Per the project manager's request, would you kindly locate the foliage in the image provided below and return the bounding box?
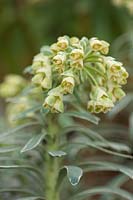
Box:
[0,35,132,200]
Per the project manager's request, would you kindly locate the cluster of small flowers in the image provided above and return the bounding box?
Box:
[0,74,27,98]
[112,0,133,15]
[0,74,36,126]
[30,36,128,114]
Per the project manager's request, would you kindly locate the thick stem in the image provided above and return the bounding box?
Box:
[45,155,60,200]
[44,115,60,200]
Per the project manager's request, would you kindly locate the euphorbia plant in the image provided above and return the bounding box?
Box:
[0,36,132,200]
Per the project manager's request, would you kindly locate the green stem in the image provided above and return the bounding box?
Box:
[45,154,60,200]
[44,115,60,200]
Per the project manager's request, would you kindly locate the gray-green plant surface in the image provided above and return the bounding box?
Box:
[0,36,132,200]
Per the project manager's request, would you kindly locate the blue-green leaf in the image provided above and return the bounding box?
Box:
[79,161,133,179]
[16,197,45,200]
[48,150,67,157]
[0,122,40,141]
[64,165,83,186]
[21,132,46,153]
[13,105,41,121]
[70,187,133,200]
[108,94,133,118]
[63,111,100,125]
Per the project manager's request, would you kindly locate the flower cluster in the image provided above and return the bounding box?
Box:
[0,74,39,126]
[0,74,27,98]
[112,0,133,15]
[6,97,33,126]
[30,36,128,113]
[0,36,128,115]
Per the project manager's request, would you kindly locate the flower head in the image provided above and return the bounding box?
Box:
[3,35,127,115]
[61,76,75,94]
[0,74,27,98]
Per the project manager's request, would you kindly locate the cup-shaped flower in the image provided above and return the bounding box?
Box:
[88,86,114,113]
[90,86,108,100]
[32,54,50,73]
[100,40,110,55]
[43,94,64,113]
[70,49,84,60]
[89,38,109,54]
[57,36,69,50]
[71,59,84,69]
[120,66,129,79]
[32,73,44,85]
[32,68,52,90]
[113,87,126,101]
[41,76,52,90]
[89,38,103,52]
[53,52,66,65]
[88,97,114,113]
[105,57,123,73]
[50,43,60,53]
[61,76,75,94]
[70,37,80,47]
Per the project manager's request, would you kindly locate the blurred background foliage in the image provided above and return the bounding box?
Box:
[0,0,133,76]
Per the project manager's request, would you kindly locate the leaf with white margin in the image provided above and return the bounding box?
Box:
[21,132,46,153]
[48,150,67,157]
[64,165,83,186]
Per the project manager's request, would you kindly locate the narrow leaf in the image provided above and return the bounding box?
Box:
[129,112,133,148]
[79,161,133,179]
[70,187,133,200]
[13,105,41,121]
[21,132,46,153]
[16,197,45,200]
[64,111,100,125]
[0,122,40,141]
[108,94,133,118]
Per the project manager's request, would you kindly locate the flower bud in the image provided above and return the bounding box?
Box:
[100,40,110,55]
[120,66,129,78]
[70,37,80,47]
[70,49,84,60]
[32,54,50,73]
[71,59,84,69]
[32,73,44,85]
[50,43,60,53]
[57,36,69,50]
[113,87,126,101]
[53,52,66,66]
[61,77,75,94]
[41,77,52,90]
